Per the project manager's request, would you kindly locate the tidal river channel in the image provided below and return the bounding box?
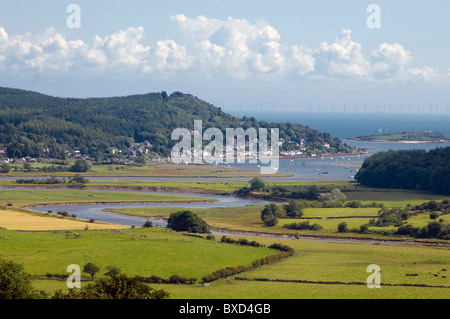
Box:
[31,191,272,229]
[8,140,450,245]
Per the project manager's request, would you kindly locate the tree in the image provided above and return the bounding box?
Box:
[337,221,348,233]
[167,210,210,233]
[261,203,283,227]
[0,258,45,299]
[83,262,100,281]
[305,185,319,200]
[69,174,89,184]
[283,200,304,217]
[0,163,11,173]
[249,177,265,192]
[70,159,91,172]
[318,188,347,202]
[23,162,32,172]
[134,156,146,166]
[104,265,121,278]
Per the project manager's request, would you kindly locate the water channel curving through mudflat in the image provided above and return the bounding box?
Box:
[26,188,441,247]
[30,190,271,229]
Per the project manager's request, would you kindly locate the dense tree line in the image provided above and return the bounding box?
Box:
[0,87,355,159]
[355,147,450,195]
[395,221,449,239]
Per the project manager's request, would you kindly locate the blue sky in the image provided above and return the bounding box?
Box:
[0,1,449,114]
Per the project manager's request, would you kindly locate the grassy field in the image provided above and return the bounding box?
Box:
[23,231,450,299]
[0,227,274,281]
[0,188,215,208]
[343,189,449,207]
[31,278,450,299]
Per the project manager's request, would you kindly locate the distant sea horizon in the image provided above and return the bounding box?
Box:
[228,111,450,140]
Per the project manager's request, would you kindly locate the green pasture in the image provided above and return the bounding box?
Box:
[27,233,450,299]
[0,227,274,281]
[0,189,215,208]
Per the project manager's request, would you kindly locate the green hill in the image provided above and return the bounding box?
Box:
[0,87,355,160]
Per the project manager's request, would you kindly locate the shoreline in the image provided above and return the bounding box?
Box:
[0,151,369,179]
[347,138,450,144]
[23,199,217,210]
[279,150,369,159]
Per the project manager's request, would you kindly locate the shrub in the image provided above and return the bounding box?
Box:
[57,211,69,217]
[429,212,439,220]
[395,224,420,237]
[143,220,153,228]
[359,224,369,233]
[283,221,322,231]
[345,200,364,208]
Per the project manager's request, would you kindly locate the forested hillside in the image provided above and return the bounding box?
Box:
[355,147,450,195]
[0,87,354,160]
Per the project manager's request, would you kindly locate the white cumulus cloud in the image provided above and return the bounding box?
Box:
[0,16,445,85]
[313,29,370,78]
